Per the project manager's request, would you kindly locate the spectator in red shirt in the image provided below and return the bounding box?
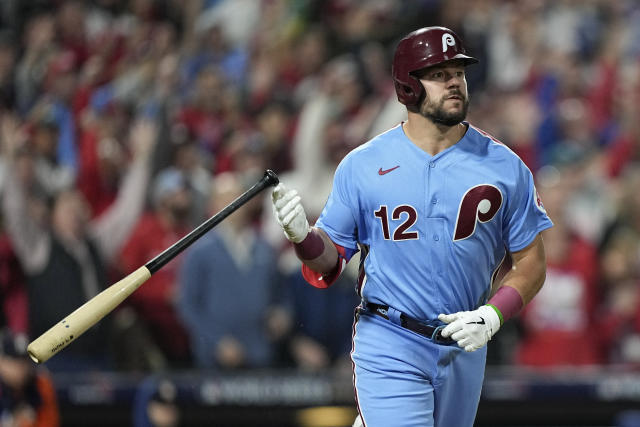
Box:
[0,232,28,335]
[515,167,603,366]
[119,168,194,367]
[176,67,229,158]
[597,166,640,364]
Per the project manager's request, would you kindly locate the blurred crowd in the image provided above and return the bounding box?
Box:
[0,0,640,386]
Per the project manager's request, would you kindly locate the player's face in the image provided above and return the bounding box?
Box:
[416,61,469,126]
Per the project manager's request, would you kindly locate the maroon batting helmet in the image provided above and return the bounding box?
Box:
[392,26,478,106]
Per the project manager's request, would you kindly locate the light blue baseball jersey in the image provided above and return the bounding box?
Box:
[314,122,553,320]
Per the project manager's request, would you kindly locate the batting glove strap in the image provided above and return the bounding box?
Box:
[272,183,310,243]
[438,305,501,352]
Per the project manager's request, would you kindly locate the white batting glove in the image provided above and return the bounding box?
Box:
[272,183,310,243]
[438,305,501,352]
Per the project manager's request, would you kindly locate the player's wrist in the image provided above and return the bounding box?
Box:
[485,304,503,325]
[287,221,310,243]
[487,285,523,325]
[293,227,322,259]
[479,304,501,336]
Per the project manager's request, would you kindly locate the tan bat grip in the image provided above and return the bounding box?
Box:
[27,266,151,364]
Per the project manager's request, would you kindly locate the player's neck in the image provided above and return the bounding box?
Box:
[402,115,467,156]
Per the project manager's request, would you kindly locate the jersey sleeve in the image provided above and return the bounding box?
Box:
[314,157,359,250]
[502,160,553,252]
[303,157,360,288]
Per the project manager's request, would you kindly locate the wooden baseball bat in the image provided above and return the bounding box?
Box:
[27,170,279,364]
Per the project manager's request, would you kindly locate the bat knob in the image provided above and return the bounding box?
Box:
[264,169,280,186]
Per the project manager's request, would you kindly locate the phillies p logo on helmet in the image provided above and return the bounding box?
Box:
[442,33,456,52]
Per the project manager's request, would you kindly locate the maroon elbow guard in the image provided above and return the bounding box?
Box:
[294,229,325,260]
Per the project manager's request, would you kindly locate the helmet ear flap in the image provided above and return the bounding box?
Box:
[395,75,424,106]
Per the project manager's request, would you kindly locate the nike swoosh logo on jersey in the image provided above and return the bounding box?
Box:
[378,166,400,175]
[466,317,485,325]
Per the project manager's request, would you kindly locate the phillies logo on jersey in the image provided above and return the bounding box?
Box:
[442,33,456,52]
[453,184,503,241]
[534,186,547,213]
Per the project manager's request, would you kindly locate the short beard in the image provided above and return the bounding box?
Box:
[420,94,469,127]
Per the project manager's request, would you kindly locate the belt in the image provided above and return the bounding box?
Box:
[364,303,454,345]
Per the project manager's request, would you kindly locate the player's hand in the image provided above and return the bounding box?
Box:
[272,183,310,243]
[438,305,501,352]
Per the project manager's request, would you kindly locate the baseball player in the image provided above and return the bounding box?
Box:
[272,26,553,427]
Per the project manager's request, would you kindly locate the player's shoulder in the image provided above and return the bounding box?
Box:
[339,123,404,166]
[465,123,524,166]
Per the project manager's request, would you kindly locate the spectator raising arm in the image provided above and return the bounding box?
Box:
[90,119,158,264]
[1,114,51,275]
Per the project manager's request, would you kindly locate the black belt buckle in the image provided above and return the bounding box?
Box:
[402,316,453,344]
